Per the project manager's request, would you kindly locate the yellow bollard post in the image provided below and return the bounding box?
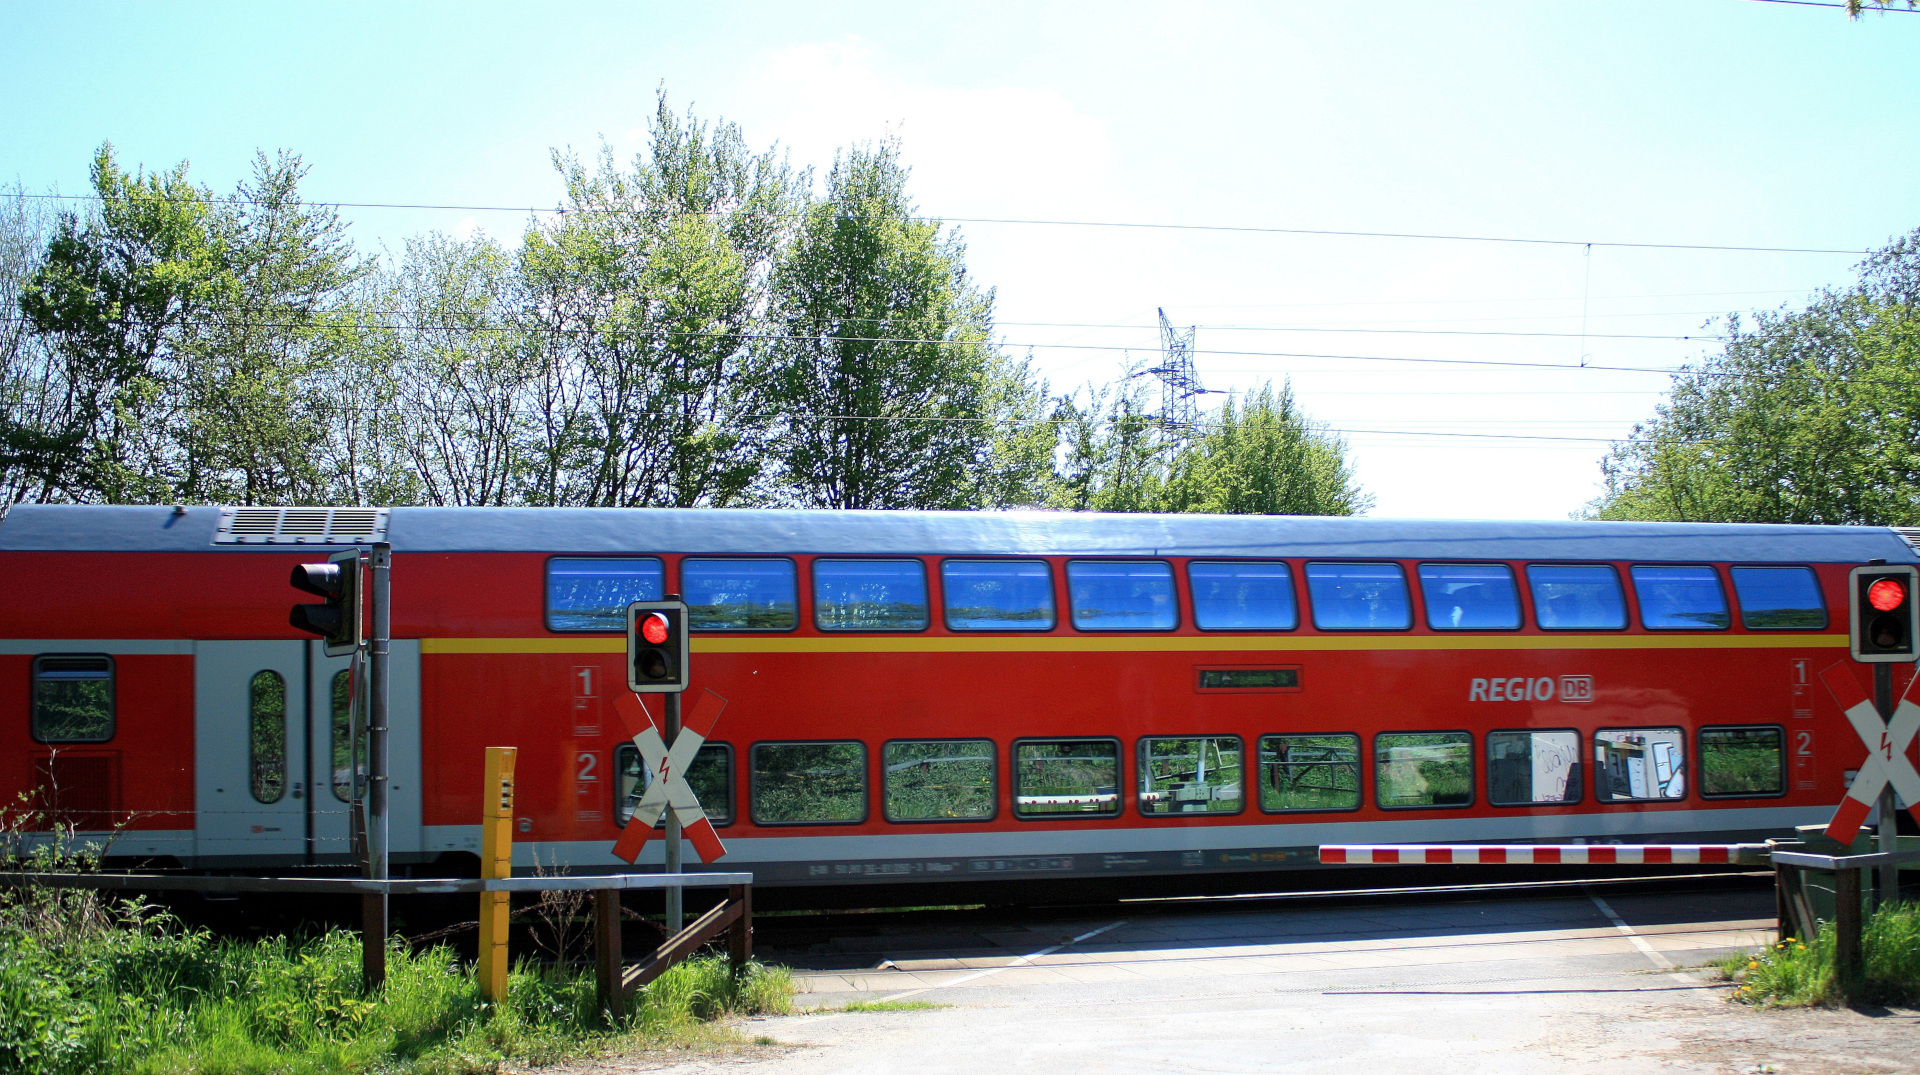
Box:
[478,746,517,1002]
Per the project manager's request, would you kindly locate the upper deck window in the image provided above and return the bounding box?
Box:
[1631,565,1730,630]
[1418,563,1521,630]
[32,655,113,743]
[547,557,663,632]
[1526,564,1627,630]
[1304,562,1412,631]
[943,560,1055,631]
[814,559,929,631]
[1730,567,1826,630]
[684,558,798,631]
[1067,560,1176,631]
[1189,561,1297,630]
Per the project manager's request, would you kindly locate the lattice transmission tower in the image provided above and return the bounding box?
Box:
[1138,308,1203,443]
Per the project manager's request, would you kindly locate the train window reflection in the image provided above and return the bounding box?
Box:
[616,742,731,825]
[1189,561,1297,631]
[1487,730,1581,806]
[884,740,996,822]
[546,557,663,632]
[1013,739,1120,818]
[814,559,929,631]
[1594,727,1687,801]
[1258,734,1360,812]
[1139,736,1242,815]
[249,671,287,805]
[685,559,798,631]
[1526,564,1627,630]
[1632,565,1730,630]
[1419,563,1521,630]
[943,560,1056,631]
[1068,560,1177,631]
[1305,562,1412,631]
[1375,732,1473,808]
[31,655,113,743]
[1699,726,1785,798]
[1730,567,1826,630]
[751,741,865,824]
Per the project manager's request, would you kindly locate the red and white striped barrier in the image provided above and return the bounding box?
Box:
[1319,843,1770,866]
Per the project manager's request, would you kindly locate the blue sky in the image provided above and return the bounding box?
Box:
[5,1,1918,518]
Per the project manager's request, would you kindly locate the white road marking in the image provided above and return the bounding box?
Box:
[1588,891,1715,990]
[875,919,1130,1003]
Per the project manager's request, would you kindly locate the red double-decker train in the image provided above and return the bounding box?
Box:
[2,504,1908,894]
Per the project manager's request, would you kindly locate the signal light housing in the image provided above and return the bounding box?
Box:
[1849,564,1919,663]
[627,599,689,693]
[290,548,363,657]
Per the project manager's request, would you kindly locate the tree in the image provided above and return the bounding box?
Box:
[1048,373,1164,512]
[1160,382,1371,516]
[759,139,1002,510]
[1589,230,1920,525]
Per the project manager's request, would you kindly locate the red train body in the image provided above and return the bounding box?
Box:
[3,505,1912,889]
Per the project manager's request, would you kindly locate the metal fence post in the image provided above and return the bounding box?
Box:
[728,882,753,974]
[595,888,624,1022]
[1834,865,1864,997]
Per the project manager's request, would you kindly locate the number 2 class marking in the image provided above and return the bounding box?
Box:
[577,752,597,781]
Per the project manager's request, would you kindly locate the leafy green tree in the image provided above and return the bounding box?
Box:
[758,139,1001,510]
[0,185,61,502]
[1160,382,1370,516]
[1048,374,1164,512]
[1590,231,1920,525]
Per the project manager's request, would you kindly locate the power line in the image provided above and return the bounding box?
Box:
[2,190,1871,256]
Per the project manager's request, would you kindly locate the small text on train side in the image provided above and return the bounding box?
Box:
[1468,675,1593,702]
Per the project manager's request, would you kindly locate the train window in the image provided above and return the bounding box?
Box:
[684,559,798,631]
[943,560,1056,631]
[249,671,288,805]
[1189,561,1297,630]
[546,557,663,632]
[1257,734,1360,812]
[1418,563,1521,631]
[1486,730,1581,806]
[814,559,929,631]
[1699,726,1786,798]
[1068,560,1177,631]
[884,739,996,822]
[31,655,113,743]
[1593,727,1687,801]
[330,670,364,803]
[1374,732,1473,808]
[616,742,732,826]
[751,741,866,824]
[1526,564,1627,630]
[1631,566,1730,630]
[1139,736,1243,815]
[1013,738,1121,818]
[1305,562,1412,631]
[1730,567,1826,630]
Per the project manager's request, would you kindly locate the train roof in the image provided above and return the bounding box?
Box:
[1,504,1916,564]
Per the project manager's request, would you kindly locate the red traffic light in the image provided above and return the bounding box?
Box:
[641,612,671,645]
[1869,578,1908,612]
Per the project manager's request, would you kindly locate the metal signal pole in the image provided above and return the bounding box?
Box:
[665,690,682,933]
[363,542,392,987]
[1876,663,1900,905]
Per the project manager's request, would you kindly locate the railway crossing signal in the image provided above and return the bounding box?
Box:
[626,599,689,693]
[1849,564,1919,663]
[289,548,363,657]
[1818,662,1920,844]
[610,689,728,863]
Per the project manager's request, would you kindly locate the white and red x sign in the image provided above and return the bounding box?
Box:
[610,689,729,864]
[1820,662,1920,843]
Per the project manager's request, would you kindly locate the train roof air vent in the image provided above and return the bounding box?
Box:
[213,506,390,545]
[1896,528,1920,556]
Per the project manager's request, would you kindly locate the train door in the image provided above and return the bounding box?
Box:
[306,639,422,863]
[194,641,309,863]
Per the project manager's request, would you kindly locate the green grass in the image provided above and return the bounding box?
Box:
[837,1000,946,1012]
[0,894,794,1075]
[1719,901,1920,1007]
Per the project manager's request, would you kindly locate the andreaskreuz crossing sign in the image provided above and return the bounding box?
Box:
[610,689,729,864]
[1820,662,1920,843]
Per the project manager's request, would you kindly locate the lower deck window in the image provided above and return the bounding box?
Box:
[1487,730,1580,805]
[1258,734,1360,812]
[249,670,287,804]
[31,655,113,743]
[616,743,732,825]
[1699,726,1785,798]
[1139,736,1242,815]
[751,741,865,824]
[331,670,362,803]
[1375,732,1473,808]
[1013,739,1120,818]
[1595,727,1687,801]
[884,740,996,821]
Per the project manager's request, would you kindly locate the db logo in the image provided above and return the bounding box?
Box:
[1559,675,1594,702]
